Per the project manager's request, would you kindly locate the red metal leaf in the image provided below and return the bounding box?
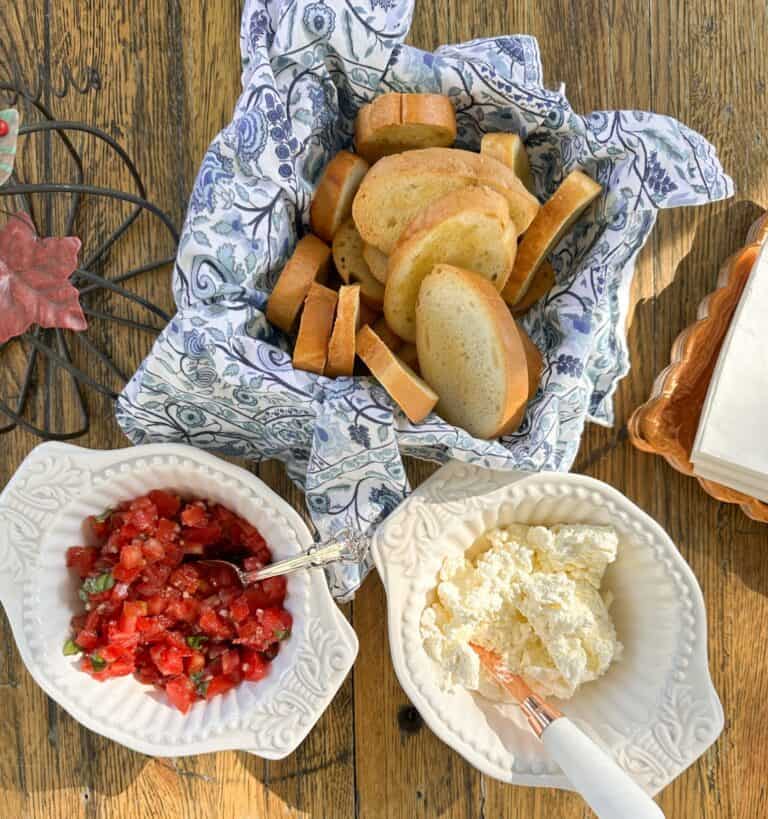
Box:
[0,212,86,343]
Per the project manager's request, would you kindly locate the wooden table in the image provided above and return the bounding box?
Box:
[1,1,766,817]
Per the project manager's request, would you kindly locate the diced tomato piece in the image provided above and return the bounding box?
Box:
[108,657,135,677]
[75,630,99,650]
[141,538,165,563]
[261,607,292,640]
[66,546,98,578]
[146,594,169,615]
[241,649,270,682]
[169,565,200,595]
[128,497,158,531]
[113,564,142,584]
[245,576,286,609]
[148,490,181,518]
[88,515,111,540]
[199,607,233,639]
[165,597,200,623]
[205,675,236,700]
[229,595,250,623]
[234,618,269,650]
[180,503,208,527]
[156,517,179,543]
[150,645,185,676]
[165,676,196,713]
[182,524,222,545]
[186,652,206,675]
[244,530,267,553]
[120,543,146,570]
[221,648,240,676]
[123,600,148,618]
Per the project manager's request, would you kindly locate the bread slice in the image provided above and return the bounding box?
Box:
[416,264,535,439]
[332,218,385,308]
[372,316,403,353]
[310,150,370,242]
[356,325,438,423]
[383,186,517,342]
[326,284,361,378]
[397,343,420,375]
[518,325,543,400]
[355,93,457,163]
[362,243,389,284]
[266,235,331,332]
[352,147,539,254]
[502,170,602,305]
[292,283,338,375]
[509,260,556,316]
[480,133,534,193]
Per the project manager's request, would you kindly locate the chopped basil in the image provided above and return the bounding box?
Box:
[274,627,291,641]
[90,653,107,671]
[63,639,82,656]
[185,635,208,650]
[94,508,113,523]
[190,671,209,697]
[80,571,115,599]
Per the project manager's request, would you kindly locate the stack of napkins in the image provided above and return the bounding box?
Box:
[692,240,768,500]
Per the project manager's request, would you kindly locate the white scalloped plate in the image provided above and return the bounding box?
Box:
[372,461,723,793]
[0,442,357,758]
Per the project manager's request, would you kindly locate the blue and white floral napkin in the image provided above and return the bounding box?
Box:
[117,0,732,600]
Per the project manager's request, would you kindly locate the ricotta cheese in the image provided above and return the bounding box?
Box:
[420,523,622,700]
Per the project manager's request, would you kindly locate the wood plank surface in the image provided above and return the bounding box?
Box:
[1,0,767,817]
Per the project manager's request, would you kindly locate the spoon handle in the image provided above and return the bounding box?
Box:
[244,532,367,582]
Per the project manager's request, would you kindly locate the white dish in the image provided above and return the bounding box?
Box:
[0,442,357,758]
[372,461,723,794]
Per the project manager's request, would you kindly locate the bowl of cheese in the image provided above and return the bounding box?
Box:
[372,462,723,794]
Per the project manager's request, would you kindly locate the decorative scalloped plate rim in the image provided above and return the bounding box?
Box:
[628,211,768,523]
[0,442,358,758]
[372,461,723,793]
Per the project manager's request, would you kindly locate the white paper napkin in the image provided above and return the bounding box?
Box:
[692,240,768,500]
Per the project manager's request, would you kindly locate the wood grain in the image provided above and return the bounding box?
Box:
[2,0,768,817]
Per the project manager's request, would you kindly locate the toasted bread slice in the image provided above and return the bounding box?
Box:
[480,133,534,193]
[372,316,403,353]
[326,284,361,378]
[362,243,389,284]
[356,325,438,423]
[416,264,536,439]
[352,147,539,254]
[383,186,517,342]
[519,325,543,400]
[509,260,556,316]
[266,235,331,332]
[355,93,457,163]
[310,150,370,242]
[332,218,385,308]
[502,170,602,305]
[293,283,338,375]
[397,343,420,374]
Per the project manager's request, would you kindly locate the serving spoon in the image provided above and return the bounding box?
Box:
[470,643,665,819]
[187,530,369,585]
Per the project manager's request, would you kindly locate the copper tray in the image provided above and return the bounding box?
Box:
[628,212,768,523]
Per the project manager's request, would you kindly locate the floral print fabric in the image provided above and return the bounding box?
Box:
[117,0,732,600]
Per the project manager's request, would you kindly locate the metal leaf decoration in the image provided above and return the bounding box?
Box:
[0,84,178,439]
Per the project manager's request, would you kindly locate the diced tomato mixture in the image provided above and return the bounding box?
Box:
[64,492,291,713]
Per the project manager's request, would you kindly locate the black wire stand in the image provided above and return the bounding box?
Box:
[0,83,179,440]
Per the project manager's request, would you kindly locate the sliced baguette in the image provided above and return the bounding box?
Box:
[383,186,517,342]
[509,260,556,316]
[310,150,370,242]
[352,147,539,254]
[332,218,385,308]
[266,235,331,332]
[292,283,338,375]
[362,243,389,284]
[416,264,536,439]
[355,93,457,163]
[502,170,602,305]
[326,284,361,378]
[480,132,534,193]
[372,316,403,353]
[356,325,438,423]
